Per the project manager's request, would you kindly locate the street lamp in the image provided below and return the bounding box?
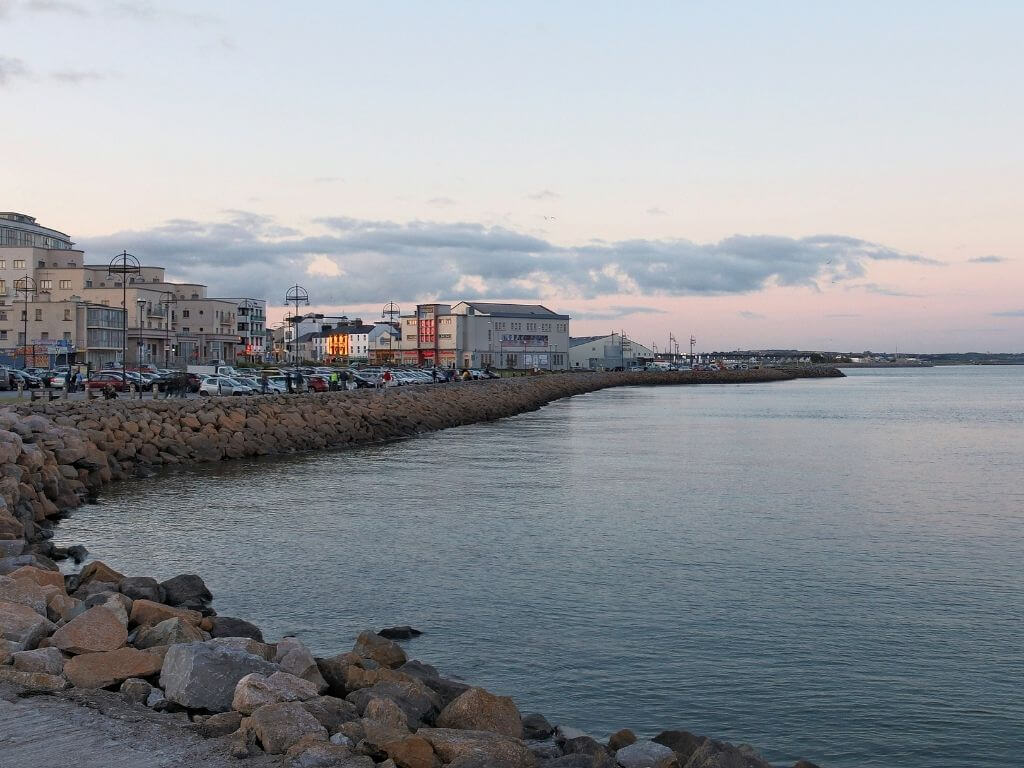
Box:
[13,276,37,371]
[284,285,310,372]
[159,291,178,368]
[108,251,141,391]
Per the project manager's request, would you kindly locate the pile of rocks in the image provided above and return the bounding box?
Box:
[1,558,819,767]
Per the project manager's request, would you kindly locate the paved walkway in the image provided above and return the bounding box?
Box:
[0,684,279,768]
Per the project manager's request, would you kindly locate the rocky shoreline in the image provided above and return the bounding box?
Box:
[0,370,838,768]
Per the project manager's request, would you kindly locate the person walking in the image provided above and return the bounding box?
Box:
[294,370,304,393]
[285,371,293,393]
[381,369,393,394]
[75,369,83,393]
[261,372,269,394]
[432,367,438,384]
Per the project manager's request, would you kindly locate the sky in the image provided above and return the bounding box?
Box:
[2,0,1022,352]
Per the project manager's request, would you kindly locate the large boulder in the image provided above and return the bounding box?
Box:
[0,666,70,692]
[129,599,202,628]
[347,679,442,728]
[50,606,127,654]
[135,617,204,648]
[210,616,263,642]
[119,576,165,603]
[208,635,277,661]
[0,600,57,649]
[615,740,677,768]
[64,647,164,689]
[160,641,277,712]
[285,735,372,767]
[7,565,64,590]
[160,573,212,608]
[78,560,125,587]
[12,646,64,675]
[353,630,407,668]
[301,695,360,732]
[522,713,554,740]
[380,734,438,768]
[232,671,320,715]
[652,731,702,765]
[247,700,328,754]
[276,636,328,692]
[437,686,523,738]
[417,727,536,768]
[46,592,83,624]
[197,711,244,739]
[0,575,48,615]
[681,740,772,768]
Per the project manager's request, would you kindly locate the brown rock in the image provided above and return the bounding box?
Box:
[417,728,536,768]
[0,600,57,649]
[129,599,202,628]
[300,695,359,732]
[12,647,64,675]
[0,575,48,615]
[284,734,365,766]
[78,560,125,586]
[382,735,439,768]
[275,636,328,693]
[63,647,163,688]
[51,606,127,654]
[198,710,244,739]
[8,565,64,589]
[365,696,410,730]
[134,617,204,648]
[0,666,70,692]
[353,630,407,669]
[47,592,83,624]
[436,686,523,739]
[232,671,320,715]
[609,728,637,751]
[247,700,328,754]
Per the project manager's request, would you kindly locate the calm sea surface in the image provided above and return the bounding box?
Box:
[54,367,1023,767]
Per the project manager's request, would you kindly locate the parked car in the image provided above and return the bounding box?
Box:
[9,370,43,389]
[198,376,253,396]
[0,367,10,391]
[86,372,131,391]
[307,375,329,392]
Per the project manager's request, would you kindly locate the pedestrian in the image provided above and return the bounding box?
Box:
[285,371,293,393]
[381,369,393,393]
[178,372,189,398]
[340,369,350,390]
[294,370,304,393]
[75,369,83,393]
[432,367,438,384]
[330,371,339,391]
[261,372,269,394]
[461,368,472,381]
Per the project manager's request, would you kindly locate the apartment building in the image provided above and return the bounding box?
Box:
[397,301,570,370]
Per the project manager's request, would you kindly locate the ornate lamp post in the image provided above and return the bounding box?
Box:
[13,276,37,370]
[284,285,310,371]
[108,251,141,391]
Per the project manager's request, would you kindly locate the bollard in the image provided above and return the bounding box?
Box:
[63,382,69,399]
[17,381,24,399]
[151,383,158,400]
[129,384,135,397]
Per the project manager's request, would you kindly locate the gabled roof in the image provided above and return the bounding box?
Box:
[569,335,609,348]
[457,301,570,319]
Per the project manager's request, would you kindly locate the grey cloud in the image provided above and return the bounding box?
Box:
[569,305,669,321]
[646,207,668,216]
[527,189,560,201]
[738,311,766,320]
[852,283,923,297]
[992,309,1024,318]
[24,0,89,15]
[50,69,106,84]
[110,1,217,26]
[426,197,456,207]
[77,213,939,310]
[969,255,1006,264]
[0,56,29,86]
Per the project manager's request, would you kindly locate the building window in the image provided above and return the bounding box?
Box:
[59,280,72,289]
[0,280,5,295]
[85,280,92,288]
[182,310,190,318]
[40,332,49,340]
[0,331,6,340]
[0,261,5,269]
[20,310,26,321]
[35,309,42,321]
[64,309,71,321]
[182,327,190,333]
[63,331,71,340]
[13,260,25,269]
[40,280,52,290]
[0,312,5,321]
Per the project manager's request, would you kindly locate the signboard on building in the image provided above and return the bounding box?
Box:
[500,334,549,347]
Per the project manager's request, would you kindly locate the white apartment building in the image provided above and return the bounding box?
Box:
[397,301,570,370]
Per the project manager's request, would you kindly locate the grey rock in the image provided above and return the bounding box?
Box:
[11,647,64,675]
[0,600,57,649]
[135,617,204,648]
[146,687,169,710]
[67,545,88,564]
[159,640,277,712]
[615,740,675,768]
[652,731,702,765]
[160,574,212,606]
[377,625,422,640]
[523,713,555,740]
[197,710,244,738]
[119,576,165,603]
[276,636,328,692]
[330,732,355,748]
[120,677,154,705]
[209,615,263,642]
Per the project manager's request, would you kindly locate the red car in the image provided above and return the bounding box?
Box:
[86,372,131,391]
[306,375,329,392]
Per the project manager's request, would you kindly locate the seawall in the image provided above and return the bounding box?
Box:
[0,368,841,561]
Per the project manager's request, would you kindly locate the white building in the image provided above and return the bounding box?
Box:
[569,333,655,369]
[397,301,570,370]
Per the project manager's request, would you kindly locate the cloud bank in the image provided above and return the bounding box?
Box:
[77,212,940,308]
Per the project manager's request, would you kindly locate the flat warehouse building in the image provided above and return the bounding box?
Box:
[398,301,570,370]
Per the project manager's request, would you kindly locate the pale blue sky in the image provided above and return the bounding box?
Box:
[3,1,1021,351]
